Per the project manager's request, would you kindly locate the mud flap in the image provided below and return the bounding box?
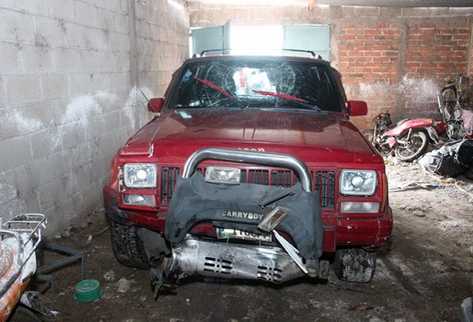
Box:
[334,248,376,283]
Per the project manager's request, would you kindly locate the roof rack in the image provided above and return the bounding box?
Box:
[198,48,324,60]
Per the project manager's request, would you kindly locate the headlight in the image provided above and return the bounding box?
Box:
[123,163,157,188]
[205,167,241,185]
[340,170,377,195]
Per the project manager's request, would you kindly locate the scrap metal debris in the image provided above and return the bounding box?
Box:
[116,278,132,293]
[389,182,441,192]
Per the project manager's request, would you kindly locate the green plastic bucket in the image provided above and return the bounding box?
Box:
[74,279,102,303]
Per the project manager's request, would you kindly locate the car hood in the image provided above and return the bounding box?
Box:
[121,109,381,165]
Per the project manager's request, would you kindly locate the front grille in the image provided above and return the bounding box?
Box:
[160,167,336,209]
[313,171,336,209]
[160,167,180,205]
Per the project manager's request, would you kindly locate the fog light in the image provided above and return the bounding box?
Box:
[123,194,156,207]
[341,202,379,213]
[205,167,241,184]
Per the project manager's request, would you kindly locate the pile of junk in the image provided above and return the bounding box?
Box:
[371,74,473,178]
[0,214,84,322]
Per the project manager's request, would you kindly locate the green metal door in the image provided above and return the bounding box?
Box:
[190,22,231,56]
[283,25,331,60]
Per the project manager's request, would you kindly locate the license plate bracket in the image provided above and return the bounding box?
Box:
[216,228,272,242]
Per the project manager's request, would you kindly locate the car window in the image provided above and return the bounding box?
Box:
[169,60,344,112]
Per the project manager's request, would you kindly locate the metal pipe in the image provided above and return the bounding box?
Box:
[182,148,312,192]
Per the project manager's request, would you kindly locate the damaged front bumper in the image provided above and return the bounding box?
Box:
[167,236,328,283]
[149,148,326,286]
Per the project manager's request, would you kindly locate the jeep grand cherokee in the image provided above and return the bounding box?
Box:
[103,52,393,294]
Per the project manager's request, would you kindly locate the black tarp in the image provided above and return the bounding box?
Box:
[164,172,324,260]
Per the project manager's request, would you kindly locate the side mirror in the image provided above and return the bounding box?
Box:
[148,98,165,113]
[347,100,368,116]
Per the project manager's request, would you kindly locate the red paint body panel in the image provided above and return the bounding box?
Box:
[383,118,433,137]
[104,106,393,253]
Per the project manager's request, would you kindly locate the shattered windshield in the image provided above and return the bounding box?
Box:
[170,59,344,112]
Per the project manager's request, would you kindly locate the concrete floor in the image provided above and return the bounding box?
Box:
[40,163,473,322]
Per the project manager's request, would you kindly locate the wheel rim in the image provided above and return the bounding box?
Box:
[396,133,426,159]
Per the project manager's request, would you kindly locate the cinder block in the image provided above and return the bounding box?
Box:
[73,0,98,28]
[47,0,74,21]
[0,135,32,172]
[0,171,18,204]
[35,16,68,49]
[0,43,22,74]
[100,0,122,13]
[0,76,5,107]
[67,142,92,168]
[96,7,116,31]
[102,110,120,131]
[73,162,93,192]
[0,198,27,222]
[110,33,130,52]
[10,164,38,208]
[51,47,82,73]
[29,151,66,188]
[6,75,42,105]
[0,107,44,140]
[0,9,35,44]
[41,74,68,99]
[37,176,68,210]
[30,127,62,159]
[84,114,105,142]
[0,0,48,16]
[114,13,129,34]
[21,44,54,73]
[60,121,87,149]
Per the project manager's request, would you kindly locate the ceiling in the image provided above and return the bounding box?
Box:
[187,0,473,7]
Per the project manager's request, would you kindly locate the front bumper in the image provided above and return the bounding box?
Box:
[104,187,393,253]
[168,236,327,283]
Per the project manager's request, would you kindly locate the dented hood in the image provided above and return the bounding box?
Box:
[121,109,381,165]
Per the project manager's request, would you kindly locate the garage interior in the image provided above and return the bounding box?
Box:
[0,0,473,321]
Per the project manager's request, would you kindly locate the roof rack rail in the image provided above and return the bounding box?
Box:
[199,49,230,56]
[198,48,324,60]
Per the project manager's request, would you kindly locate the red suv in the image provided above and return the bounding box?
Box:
[103,52,392,293]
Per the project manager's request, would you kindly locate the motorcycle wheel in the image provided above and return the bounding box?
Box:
[394,130,428,162]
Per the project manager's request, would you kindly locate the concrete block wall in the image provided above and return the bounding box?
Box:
[188,2,473,129]
[0,0,189,234]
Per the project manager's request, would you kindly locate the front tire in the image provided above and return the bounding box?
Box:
[394,130,428,162]
[334,248,377,283]
[110,221,149,269]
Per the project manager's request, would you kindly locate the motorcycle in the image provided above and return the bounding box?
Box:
[371,112,446,162]
[438,74,473,140]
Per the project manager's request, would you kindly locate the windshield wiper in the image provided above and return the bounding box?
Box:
[195,77,233,98]
[252,90,321,111]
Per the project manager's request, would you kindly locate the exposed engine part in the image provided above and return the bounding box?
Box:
[333,248,376,283]
[165,237,324,284]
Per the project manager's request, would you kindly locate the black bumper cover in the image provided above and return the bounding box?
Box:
[164,173,324,260]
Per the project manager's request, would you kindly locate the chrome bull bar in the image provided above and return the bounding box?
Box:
[182,148,312,192]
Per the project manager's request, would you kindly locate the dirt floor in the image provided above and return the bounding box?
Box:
[36,163,473,322]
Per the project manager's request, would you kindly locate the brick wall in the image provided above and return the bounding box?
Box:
[189,2,473,129]
[0,0,189,234]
